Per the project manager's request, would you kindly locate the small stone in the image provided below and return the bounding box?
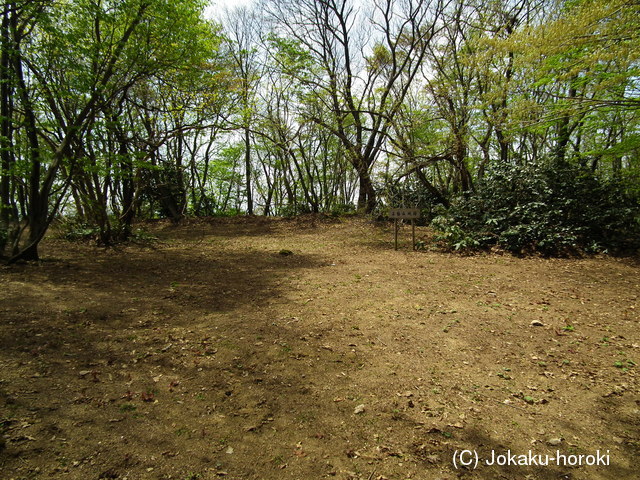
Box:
[530,320,544,327]
[354,404,366,415]
[547,437,562,446]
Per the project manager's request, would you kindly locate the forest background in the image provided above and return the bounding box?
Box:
[0,0,638,263]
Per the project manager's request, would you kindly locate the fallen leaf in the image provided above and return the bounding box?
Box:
[396,391,413,398]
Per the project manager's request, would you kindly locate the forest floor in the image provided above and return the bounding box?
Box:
[0,215,638,480]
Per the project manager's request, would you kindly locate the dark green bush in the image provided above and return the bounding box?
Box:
[431,161,640,255]
[377,177,444,222]
[330,203,356,217]
[58,218,101,242]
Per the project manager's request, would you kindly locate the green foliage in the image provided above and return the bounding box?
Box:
[330,203,356,217]
[431,214,481,251]
[2,0,638,261]
[58,215,139,244]
[367,43,393,72]
[378,177,442,222]
[266,34,314,80]
[130,228,158,243]
[58,218,102,242]
[278,203,312,218]
[431,161,640,255]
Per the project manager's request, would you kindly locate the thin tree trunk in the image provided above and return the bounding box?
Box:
[0,5,13,255]
[12,21,43,260]
[244,125,253,215]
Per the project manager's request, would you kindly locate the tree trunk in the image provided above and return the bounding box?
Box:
[554,84,578,164]
[12,17,44,261]
[244,125,253,215]
[114,118,134,240]
[356,163,376,213]
[414,168,449,208]
[0,6,13,255]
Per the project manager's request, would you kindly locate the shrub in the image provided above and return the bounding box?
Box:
[431,161,640,255]
[58,217,101,242]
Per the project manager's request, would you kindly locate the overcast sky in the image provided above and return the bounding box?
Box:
[205,0,255,19]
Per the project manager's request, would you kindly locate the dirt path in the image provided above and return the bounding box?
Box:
[1,216,638,480]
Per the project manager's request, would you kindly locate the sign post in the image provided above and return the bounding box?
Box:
[388,208,421,250]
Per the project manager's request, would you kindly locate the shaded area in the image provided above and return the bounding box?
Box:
[0,243,332,478]
[0,217,638,480]
[0,243,328,365]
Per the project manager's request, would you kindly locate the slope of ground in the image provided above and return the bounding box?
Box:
[1,216,638,480]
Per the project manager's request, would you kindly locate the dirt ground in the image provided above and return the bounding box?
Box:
[1,216,638,480]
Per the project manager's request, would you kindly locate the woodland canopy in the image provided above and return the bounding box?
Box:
[1,0,638,262]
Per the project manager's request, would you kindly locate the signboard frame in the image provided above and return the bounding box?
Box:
[389,208,421,250]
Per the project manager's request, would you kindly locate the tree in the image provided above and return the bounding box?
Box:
[264,0,447,213]
[0,0,222,261]
[222,5,266,215]
[491,0,640,168]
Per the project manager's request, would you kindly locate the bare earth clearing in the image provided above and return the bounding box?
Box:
[1,216,638,480]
